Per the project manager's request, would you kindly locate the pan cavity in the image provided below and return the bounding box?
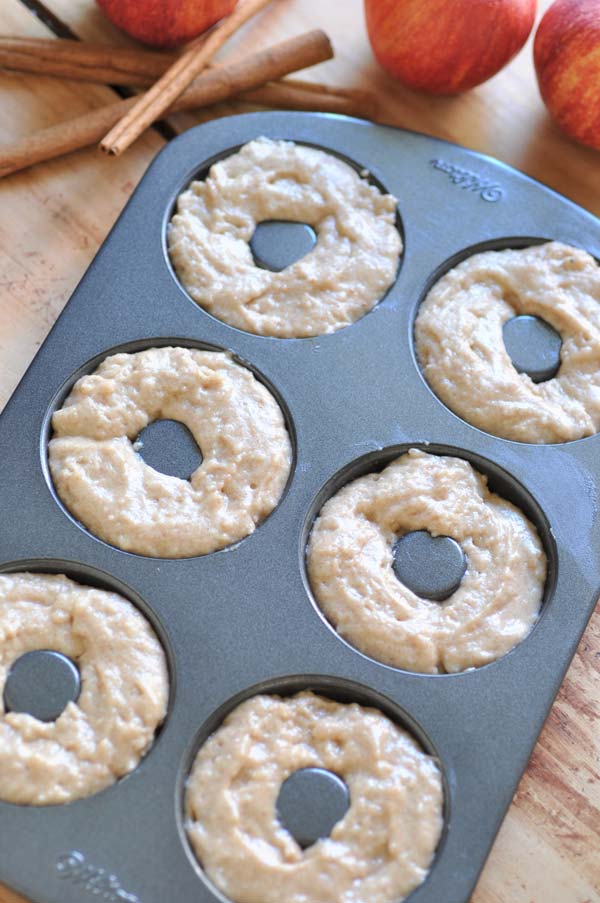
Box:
[166,138,402,338]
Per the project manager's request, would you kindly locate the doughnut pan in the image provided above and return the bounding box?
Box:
[1,111,599,903]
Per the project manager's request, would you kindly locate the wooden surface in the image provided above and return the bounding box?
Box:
[0,1,599,902]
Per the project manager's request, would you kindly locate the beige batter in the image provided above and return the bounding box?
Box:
[0,572,168,806]
[49,347,292,558]
[185,691,443,903]
[415,241,600,443]
[168,137,402,338]
[307,449,546,674]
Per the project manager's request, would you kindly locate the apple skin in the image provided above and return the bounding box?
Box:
[534,0,600,150]
[364,0,537,94]
[96,0,237,48]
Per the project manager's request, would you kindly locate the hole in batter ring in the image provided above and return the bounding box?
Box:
[4,649,81,723]
[307,448,547,674]
[0,572,168,806]
[167,137,402,338]
[48,346,293,559]
[415,241,600,444]
[184,690,443,903]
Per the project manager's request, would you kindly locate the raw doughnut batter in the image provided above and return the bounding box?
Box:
[415,242,600,443]
[185,691,442,903]
[307,449,546,673]
[49,347,292,558]
[0,572,168,806]
[168,137,401,337]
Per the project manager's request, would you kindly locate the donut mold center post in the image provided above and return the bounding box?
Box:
[134,418,203,481]
[392,531,467,602]
[276,767,351,849]
[3,650,81,723]
[502,314,562,383]
[250,220,317,272]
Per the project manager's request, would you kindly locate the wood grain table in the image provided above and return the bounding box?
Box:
[1,2,599,902]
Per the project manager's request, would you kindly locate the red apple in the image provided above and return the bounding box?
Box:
[364,0,537,94]
[534,0,600,150]
[96,0,237,49]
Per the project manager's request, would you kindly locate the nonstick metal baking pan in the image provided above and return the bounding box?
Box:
[1,111,599,903]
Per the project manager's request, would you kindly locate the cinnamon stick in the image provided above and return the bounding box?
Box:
[0,30,334,179]
[101,0,275,156]
[0,36,170,87]
[245,82,376,118]
[0,35,376,119]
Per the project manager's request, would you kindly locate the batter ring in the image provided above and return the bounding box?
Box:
[307,449,546,674]
[185,691,443,903]
[168,137,402,338]
[415,241,600,443]
[49,347,292,558]
[0,572,168,806]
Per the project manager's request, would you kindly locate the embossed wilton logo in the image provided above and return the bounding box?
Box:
[430,158,504,202]
[56,852,141,902]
